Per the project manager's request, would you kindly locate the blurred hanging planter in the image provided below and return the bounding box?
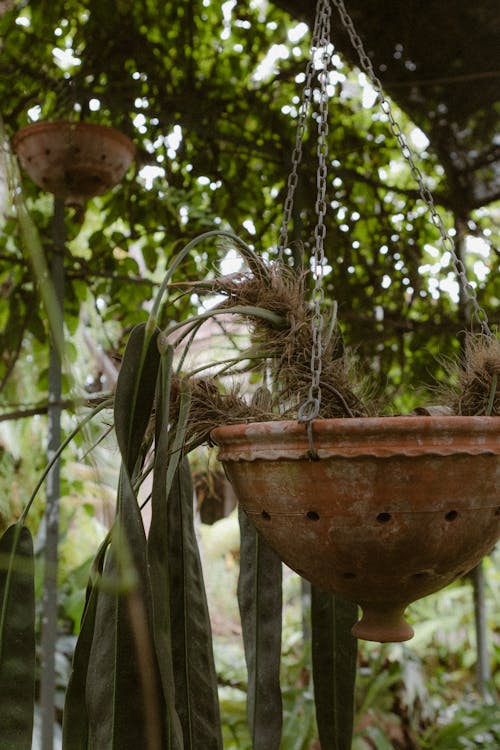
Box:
[12,120,135,211]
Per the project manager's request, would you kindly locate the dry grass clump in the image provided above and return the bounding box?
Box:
[165,259,371,445]
[170,376,274,451]
[442,333,500,416]
[212,261,370,418]
[279,352,370,418]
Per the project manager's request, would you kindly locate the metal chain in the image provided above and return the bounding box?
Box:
[277,0,330,261]
[331,0,492,337]
[297,0,332,427]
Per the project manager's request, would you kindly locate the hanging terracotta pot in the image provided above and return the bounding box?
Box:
[12,120,135,209]
[211,416,500,642]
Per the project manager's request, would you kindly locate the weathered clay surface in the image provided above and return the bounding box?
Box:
[13,121,135,205]
[212,417,500,642]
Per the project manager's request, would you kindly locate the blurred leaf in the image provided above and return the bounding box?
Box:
[0,523,35,750]
[79,322,163,749]
[62,535,109,750]
[85,516,163,750]
[311,587,358,750]
[362,725,395,750]
[424,701,500,748]
[147,347,184,749]
[166,458,223,748]
[219,686,252,750]
[113,322,160,471]
[237,508,283,750]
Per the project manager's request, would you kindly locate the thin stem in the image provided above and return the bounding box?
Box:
[147,230,265,332]
[160,305,286,353]
[186,352,276,379]
[486,372,497,416]
[19,399,113,525]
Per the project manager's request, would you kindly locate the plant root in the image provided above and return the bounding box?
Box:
[440,333,500,416]
[209,261,371,419]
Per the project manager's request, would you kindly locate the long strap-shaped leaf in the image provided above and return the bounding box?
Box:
[147,348,185,750]
[0,523,35,750]
[311,587,358,750]
[237,508,283,749]
[83,323,164,750]
[62,535,110,750]
[85,505,163,750]
[114,323,160,472]
[166,458,223,749]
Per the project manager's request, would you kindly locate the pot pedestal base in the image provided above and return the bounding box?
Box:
[352,604,414,643]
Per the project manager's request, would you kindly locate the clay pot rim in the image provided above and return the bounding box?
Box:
[211,415,500,459]
[12,119,136,156]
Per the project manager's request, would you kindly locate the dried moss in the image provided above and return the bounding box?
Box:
[165,270,499,445]
[211,262,371,419]
[440,333,500,416]
[170,376,274,451]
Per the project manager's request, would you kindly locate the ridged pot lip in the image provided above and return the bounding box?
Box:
[12,120,136,156]
[211,415,500,459]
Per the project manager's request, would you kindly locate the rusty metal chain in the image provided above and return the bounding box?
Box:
[277,0,330,262]
[297,0,332,429]
[331,0,492,336]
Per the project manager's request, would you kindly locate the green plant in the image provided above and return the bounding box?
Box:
[0,225,364,749]
[1,223,499,749]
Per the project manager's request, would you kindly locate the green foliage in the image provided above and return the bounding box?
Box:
[204,542,500,749]
[350,557,500,749]
[82,324,162,749]
[166,459,223,748]
[237,508,283,749]
[64,325,223,749]
[311,588,358,750]
[0,0,497,414]
[0,523,35,750]
[0,2,497,749]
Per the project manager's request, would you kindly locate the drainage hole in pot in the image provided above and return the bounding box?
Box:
[342,572,356,579]
[445,510,458,522]
[306,511,320,521]
[45,148,51,155]
[376,512,392,524]
[411,571,429,579]
[261,510,271,521]
[100,153,107,160]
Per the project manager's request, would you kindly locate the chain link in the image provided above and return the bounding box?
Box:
[287,0,492,428]
[331,0,492,337]
[297,0,332,424]
[278,0,329,261]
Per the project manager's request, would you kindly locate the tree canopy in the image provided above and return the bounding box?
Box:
[0,0,498,413]
[277,0,500,212]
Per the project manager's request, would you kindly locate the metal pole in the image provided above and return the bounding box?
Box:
[40,195,65,750]
[472,563,491,697]
[455,215,491,697]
